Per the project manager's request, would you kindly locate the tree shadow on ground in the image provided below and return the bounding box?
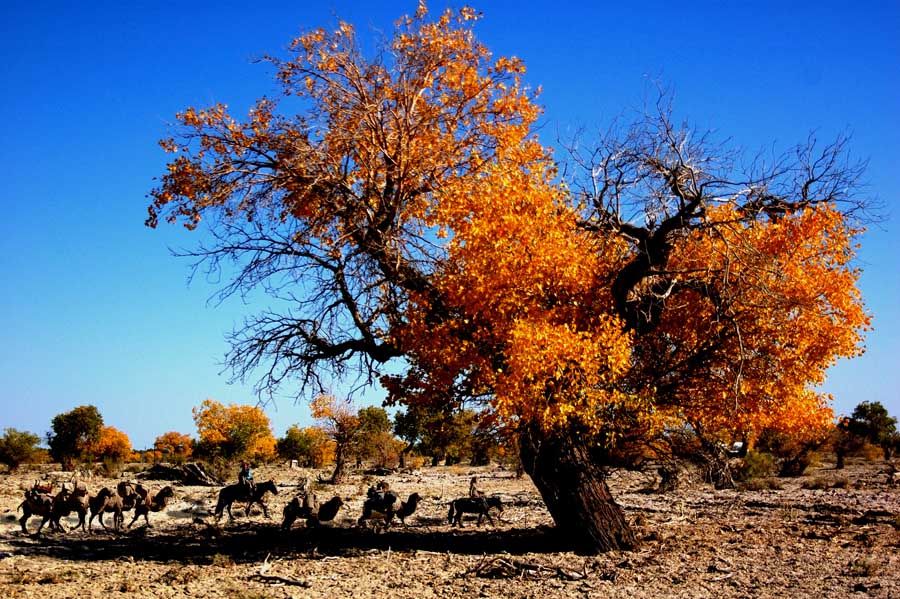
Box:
[2,521,577,564]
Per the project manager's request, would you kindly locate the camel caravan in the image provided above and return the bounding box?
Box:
[281,475,504,532]
[17,479,177,535]
[16,472,506,536]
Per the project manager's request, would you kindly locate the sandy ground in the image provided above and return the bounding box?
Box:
[0,459,897,598]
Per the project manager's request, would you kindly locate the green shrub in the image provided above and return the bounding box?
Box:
[859,442,884,461]
[733,450,777,481]
[755,428,827,477]
[0,428,42,471]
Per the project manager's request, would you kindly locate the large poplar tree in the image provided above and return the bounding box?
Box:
[147,4,869,551]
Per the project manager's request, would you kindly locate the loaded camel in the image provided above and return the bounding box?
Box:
[281,492,344,530]
[19,481,91,535]
[41,481,90,533]
[18,482,56,534]
[116,481,148,511]
[358,484,422,529]
[88,487,125,532]
[128,486,176,528]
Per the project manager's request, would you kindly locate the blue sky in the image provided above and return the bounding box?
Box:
[2,1,898,449]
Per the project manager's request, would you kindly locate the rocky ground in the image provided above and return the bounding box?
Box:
[0,458,897,598]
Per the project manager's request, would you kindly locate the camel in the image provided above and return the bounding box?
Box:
[447,495,503,527]
[311,496,344,526]
[214,479,279,521]
[128,486,176,528]
[117,481,149,512]
[281,492,318,530]
[88,487,124,532]
[358,490,421,529]
[40,483,90,533]
[282,493,344,529]
[17,484,55,534]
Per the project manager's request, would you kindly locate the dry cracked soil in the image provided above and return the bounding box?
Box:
[1,458,898,598]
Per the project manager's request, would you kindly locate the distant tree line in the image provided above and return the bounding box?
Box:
[4,399,893,479]
[0,396,512,475]
[733,401,899,481]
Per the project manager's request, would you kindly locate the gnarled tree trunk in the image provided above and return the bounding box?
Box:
[330,445,348,484]
[519,428,638,554]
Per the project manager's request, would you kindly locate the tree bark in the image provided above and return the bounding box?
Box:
[330,445,347,484]
[519,428,638,554]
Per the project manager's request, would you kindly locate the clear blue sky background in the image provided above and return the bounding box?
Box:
[2,1,897,449]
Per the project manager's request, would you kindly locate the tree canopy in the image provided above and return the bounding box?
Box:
[47,405,103,468]
[192,398,277,461]
[154,431,195,462]
[92,426,133,462]
[148,4,870,552]
[845,401,899,459]
[277,424,335,467]
[0,428,42,471]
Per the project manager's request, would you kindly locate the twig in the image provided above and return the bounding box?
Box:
[466,556,579,580]
[248,553,309,587]
[249,573,311,587]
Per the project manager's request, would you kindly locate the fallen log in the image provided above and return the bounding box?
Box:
[137,463,222,486]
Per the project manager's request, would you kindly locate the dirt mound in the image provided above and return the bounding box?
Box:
[137,462,222,486]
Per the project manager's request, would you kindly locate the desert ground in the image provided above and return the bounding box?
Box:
[0,458,897,599]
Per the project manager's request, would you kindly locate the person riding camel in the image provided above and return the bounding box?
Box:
[238,460,256,495]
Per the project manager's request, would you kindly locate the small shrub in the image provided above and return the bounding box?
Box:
[404,454,426,469]
[733,450,776,481]
[157,566,201,585]
[859,443,884,462]
[848,557,880,577]
[37,569,79,585]
[9,569,35,585]
[802,476,851,490]
[801,477,829,490]
[99,458,124,477]
[779,452,816,477]
[831,477,851,489]
[210,554,235,568]
[741,478,783,491]
[118,578,140,593]
[447,463,470,475]
[228,591,271,599]
[202,458,232,484]
[755,427,828,477]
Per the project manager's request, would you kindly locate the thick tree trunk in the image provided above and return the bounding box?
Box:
[330,446,347,484]
[519,428,638,554]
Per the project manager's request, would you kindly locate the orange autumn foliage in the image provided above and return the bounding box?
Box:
[150,3,869,462]
[153,431,194,461]
[192,398,277,462]
[310,394,360,444]
[92,426,133,462]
